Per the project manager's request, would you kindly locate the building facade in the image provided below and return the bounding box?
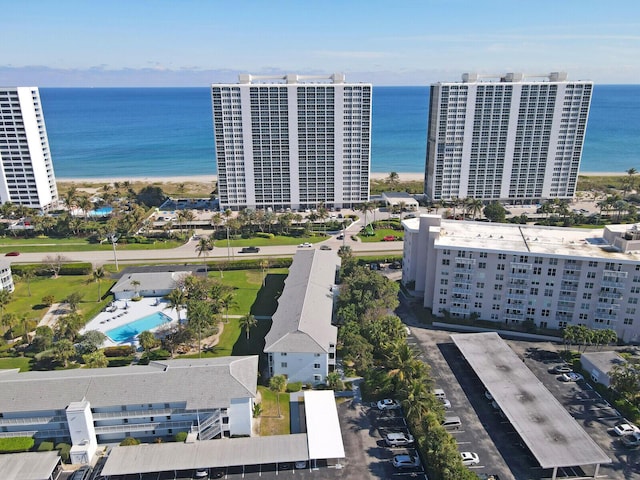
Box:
[0,357,258,463]
[265,249,340,384]
[424,73,592,204]
[211,74,371,211]
[0,260,15,292]
[402,215,640,342]
[0,87,58,211]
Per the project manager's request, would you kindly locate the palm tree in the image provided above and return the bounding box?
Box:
[466,197,484,219]
[62,186,79,211]
[239,314,257,339]
[92,267,106,302]
[624,167,637,195]
[357,202,374,230]
[219,292,237,324]
[397,201,406,220]
[131,280,141,297]
[19,268,35,297]
[1,312,16,340]
[259,259,270,287]
[0,289,13,320]
[387,171,400,189]
[165,288,187,322]
[195,237,213,273]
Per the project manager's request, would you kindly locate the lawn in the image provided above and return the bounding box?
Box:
[0,237,182,254]
[208,269,287,315]
[258,385,290,436]
[212,234,326,248]
[357,228,404,243]
[5,274,116,329]
[0,357,31,372]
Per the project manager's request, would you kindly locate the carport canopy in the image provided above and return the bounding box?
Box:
[451,332,611,472]
[304,390,345,460]
[101,434,309,476]
[0,451,60,480]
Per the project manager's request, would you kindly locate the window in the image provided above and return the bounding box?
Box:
[442,259,450,266]
[585,282,594,289]
[497,264,505,271]
[281,362,287,368]
[495,274,504,281]
[544,289,554,297]
[479,262,486,269]
[314,374,322,381]
[441,278,449,285]
[498,253,506,260]
[533,267,542,275]
[587,272,596,279]
[629,298,638,304]
[314,363,321,369]
[494,284,503,291]
[582,293,592,300]
[541,309,550,317]
[549,258,558,265]
[476,282,485,288]
[281,352,287,356]
[548,268,556,276]
[624,318,634,325]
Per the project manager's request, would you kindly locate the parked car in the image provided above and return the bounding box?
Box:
[294,461,307,469]
[433,388,446,399]
[392,454,420,469]
[484,391,494,401]
[70,467,91,480]
[382,235,396,241]
[319,245,332,250]
[389,261,402,269]
[442,416,462,429]
[621,432,640,447]
[613,422,640,436]
[377,398,401,410]
[298,242,312,248]
[440,397,452,409]
[460,452,480,466]
[385,432,415,447]
[336,234,344,240]
[549,364,572,374]
[193,469,209,479]
[4,251,19,256]
[239,246,260,253]
[560,372,584,382]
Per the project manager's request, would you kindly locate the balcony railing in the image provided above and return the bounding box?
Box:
[94,420,194,435]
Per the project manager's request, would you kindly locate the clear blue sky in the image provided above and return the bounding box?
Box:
[2,0,639,86]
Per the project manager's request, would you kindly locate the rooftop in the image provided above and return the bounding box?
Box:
[264,250,339,354]
[403,216,640,262]
[451,332,610,469]
[581,351,627,374]
[0,357,258,412]
[0,451,60,480]
[111,271,191,294]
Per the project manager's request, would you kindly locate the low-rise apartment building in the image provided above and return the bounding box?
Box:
[402,215,640,342]
[265,249,340,384]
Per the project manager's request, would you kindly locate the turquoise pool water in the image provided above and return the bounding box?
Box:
[106,311,172,343]
[89,206,113,217]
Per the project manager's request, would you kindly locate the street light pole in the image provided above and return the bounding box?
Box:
[108,233,119,271]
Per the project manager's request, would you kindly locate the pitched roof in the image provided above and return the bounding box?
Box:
[0,357,258,412]
[264,250,339,354]
[111,271,191,294]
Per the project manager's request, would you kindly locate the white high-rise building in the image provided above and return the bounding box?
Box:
[0,87,58,211]
[211,74,371,211]
[402,215,640,343]
[424,72,592,204]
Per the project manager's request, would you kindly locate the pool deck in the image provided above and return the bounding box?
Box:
[81,297,180,348]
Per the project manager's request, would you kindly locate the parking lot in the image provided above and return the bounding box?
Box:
[397,294,640,480]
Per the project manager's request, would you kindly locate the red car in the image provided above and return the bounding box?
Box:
[4,251,20,256]
[383,235,396,241]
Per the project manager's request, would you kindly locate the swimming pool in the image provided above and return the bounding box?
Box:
[106,311,172,343]
[89,206,113,217]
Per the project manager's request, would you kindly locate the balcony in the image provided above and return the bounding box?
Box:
[509,272,530,280]
[599,290,623,300]
[595,312,618,322]
[0,415,66,427]
[603,270,628,279]
[94,420,194,435]
[92,408,188,421]
[450,306,470,315]
[601,280,626,289]
[562,274,581,282]
[455,257,476,266]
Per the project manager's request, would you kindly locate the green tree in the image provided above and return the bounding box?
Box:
[483,202,507,223]
[138,330,159,356]
[269,374,288,418]
[387,171,400,189]
[32,326,54,352]
[1,312,17,340]
[136,185,166,207]
[186,299,215,358]
[64,292,84,313]
[92,267,106,302]
[165,288,187,322]
[77,330,106,354]
[52,339,76,367]
[131,280,141,297]
[19,268,35,297]
[239,314,257,340]
[83,350,109,368]
[0,289,12,320]
[195,236,213,274]
[54,313,84,342]
[610,362,640,400]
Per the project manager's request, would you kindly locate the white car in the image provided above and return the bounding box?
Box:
[377,399,401,410]
[560,372,584,382]
[385,432,415,447]
[440,397,452,409]
[392,454,420,469]
[613,423,640,436]
[460,451,480,466]
[298,242,312,248]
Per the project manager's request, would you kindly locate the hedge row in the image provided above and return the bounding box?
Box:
[0,436,34,453]
[11,263,93,276]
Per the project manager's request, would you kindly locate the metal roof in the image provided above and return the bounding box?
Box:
[451,332,611,469]
[110,271,191,294]
[101,434,310,476]
[0,357,258,412]
[0,451,60,480]
[264,250,339,354]
[304,390,345,459]
[101,389,346,476]
[581,351,626,375]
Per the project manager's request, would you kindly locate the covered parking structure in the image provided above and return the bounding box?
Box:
[0,451,61,480]
[451,332,611,480]
[100,390,345,478]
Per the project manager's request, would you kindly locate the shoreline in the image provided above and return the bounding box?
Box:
[57,171,628,185]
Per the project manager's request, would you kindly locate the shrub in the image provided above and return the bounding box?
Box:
[58,263,92,275]
[37,441,54,452]
[56,443,71,462]
[255,232,275,239]
[174,431,188,442]
[42,295,55,307]
[103,345,135,357]
[131,296,142,302]
[119,437,141,446]
[253,403,263,418]
[107,356,134,367]
[0,436,34,453]
[149,349,171,360]
[286,381,303,392]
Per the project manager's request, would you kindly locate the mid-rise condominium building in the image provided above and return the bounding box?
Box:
[211,74,371,211]
[402,215,640,343]
[0,87,58,210]
[424,72,592,204]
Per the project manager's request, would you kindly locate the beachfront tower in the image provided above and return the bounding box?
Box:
[0,87,58,211]
[424,72,592,204]
[211,73,371,211]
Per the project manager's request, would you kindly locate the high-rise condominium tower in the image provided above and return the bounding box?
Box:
[0,87,58,211]
[211,74,371,211]
[424,72,592,203]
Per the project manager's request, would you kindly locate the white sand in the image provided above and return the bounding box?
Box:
[56,171,624,185]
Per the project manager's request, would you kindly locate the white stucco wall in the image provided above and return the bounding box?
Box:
[271,352,328,385]
[228,397,253,437]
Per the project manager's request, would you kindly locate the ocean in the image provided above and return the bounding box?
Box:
[38,85,640,179]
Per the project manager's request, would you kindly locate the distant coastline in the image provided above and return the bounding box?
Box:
[56,171,627,186]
